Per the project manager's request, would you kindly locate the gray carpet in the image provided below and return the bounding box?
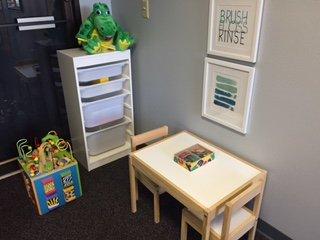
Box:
[0,157,267,240]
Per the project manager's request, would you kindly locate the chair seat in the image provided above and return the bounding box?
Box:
[194,207,253,236]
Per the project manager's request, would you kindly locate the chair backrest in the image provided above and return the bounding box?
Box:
[131,126,169,151]
[221,181,263,240]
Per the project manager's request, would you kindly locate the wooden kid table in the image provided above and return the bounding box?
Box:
[129,131,267,240]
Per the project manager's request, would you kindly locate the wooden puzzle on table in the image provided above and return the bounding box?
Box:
[174,144,215,172]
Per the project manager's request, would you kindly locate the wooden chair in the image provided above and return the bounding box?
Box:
[130,125,169,223]
[181,181,263,240]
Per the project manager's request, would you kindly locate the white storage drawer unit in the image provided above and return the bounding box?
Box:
[58,49,134,171]
[82,92,128,128]
[86,119,130,156]
[80,78,126,101]
[77,62,127,83]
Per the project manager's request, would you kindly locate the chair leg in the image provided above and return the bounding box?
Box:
[129,157,137,213]
[153,191,160,223]
[135,178,139,201]
[248,221,258,240]
[181,210,188,240]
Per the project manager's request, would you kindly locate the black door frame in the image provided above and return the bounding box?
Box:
[72,0,82,30]
[64,0,82,45]
[0,0,83,179]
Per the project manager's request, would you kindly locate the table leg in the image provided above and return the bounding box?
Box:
[249,173,267,240]
[202,214,211,240]
[153,191,160,223]
[180,209,188,240]
[248,220,258,240]
[248,196,261,240]
[129,156,137,213]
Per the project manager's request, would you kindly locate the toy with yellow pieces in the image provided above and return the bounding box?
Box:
[16,131,75,177]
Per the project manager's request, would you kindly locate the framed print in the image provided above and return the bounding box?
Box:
[202,58,255,134]
[7,0,22,11]
[207,0,264,63]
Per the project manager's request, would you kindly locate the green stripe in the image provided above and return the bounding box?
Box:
[216,83,237,94]
[216,75,237,86]
[214,95,236,106]
[215,88,237,99]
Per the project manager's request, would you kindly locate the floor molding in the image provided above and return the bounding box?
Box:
[0,157,17,166]
[0,170,22,181]
[0,157,21,181]
[257,219,292,240]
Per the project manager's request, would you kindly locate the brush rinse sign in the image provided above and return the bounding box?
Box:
[218,9,249,45]
[209,0,264,62]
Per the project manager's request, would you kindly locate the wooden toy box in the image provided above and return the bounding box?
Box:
[19,160,82,215]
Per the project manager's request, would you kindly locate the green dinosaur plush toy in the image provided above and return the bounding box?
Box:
[76,3,135,54]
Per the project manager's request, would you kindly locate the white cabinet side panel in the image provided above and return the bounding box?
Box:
[57,51,89,170]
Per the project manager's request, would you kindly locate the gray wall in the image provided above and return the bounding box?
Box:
[79,0,112,21]
[112,0,320,239]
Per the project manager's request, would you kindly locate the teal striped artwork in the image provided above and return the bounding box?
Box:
[214,75,237,111]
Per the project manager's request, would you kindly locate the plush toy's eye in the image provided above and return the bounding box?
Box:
[106,10,110,15]
[96,9,102,15]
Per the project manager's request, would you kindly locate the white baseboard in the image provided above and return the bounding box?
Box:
[0,157,21,180]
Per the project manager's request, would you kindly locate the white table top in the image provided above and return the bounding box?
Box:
[133,132,262,209]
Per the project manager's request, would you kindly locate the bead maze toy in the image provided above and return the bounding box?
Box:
[17,131,82,215]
